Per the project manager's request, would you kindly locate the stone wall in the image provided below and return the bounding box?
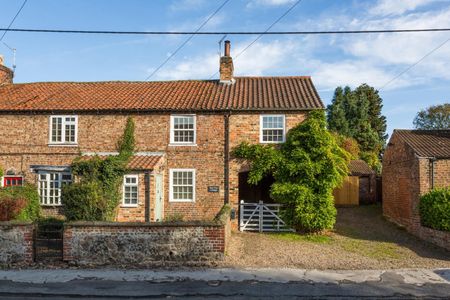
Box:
[63,222,226,266]
[0,222,34,265]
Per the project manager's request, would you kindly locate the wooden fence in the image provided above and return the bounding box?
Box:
[333,176,359,206]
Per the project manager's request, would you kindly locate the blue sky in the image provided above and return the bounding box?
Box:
[1,0,449,136]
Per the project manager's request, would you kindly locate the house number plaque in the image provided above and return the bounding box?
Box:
[208,186,220,193]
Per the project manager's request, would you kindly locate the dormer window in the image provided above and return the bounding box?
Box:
[49,116,78,145]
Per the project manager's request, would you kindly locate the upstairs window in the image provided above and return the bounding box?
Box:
[38,172,72,206]
[170,115,196,145]
[49,116,78,144]
[123,175,139,206]
[260,115,285,143]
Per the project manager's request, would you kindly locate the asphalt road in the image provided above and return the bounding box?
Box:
[0,268,449,299]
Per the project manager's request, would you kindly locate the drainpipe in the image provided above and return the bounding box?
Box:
[224,111,230,204]
[144,171,151,222]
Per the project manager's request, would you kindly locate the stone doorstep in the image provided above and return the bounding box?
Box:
[0,268,448,285]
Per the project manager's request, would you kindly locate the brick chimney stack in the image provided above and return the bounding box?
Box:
[0,55,13,85]
[219,40,235,84]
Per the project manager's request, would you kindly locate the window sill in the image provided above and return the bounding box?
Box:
[48,143,79,147]
[259,141,285,144]
[168,143,197,147]
[121,204,139,208]
[169,200,195,203]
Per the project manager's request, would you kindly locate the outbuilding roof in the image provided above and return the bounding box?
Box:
[0,76,324,112]
[393,129,450,159]
[348,160,375,176]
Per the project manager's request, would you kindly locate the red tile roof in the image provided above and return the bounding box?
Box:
[348,160,374,176]
[394,129,450,159]
[81,154,164,170]
[0,77,323,112]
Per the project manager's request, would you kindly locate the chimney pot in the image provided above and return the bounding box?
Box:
[224,40,231,57]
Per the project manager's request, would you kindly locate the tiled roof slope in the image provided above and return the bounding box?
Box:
[81,154,163,170]
[348,160,374,176]
[0,77,323,112]
[394,129,450,158]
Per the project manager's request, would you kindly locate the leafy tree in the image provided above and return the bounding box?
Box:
[413,103,450,129]
[63,117,135,221]
[331,132,360,159]
[327,84,387,171]
[234,111,350,232]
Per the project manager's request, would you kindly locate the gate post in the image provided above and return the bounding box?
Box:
[239,200,244,231]
[259,200,263,232]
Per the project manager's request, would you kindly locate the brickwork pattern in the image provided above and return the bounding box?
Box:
[0,112,307,224]
[383,131,450,251]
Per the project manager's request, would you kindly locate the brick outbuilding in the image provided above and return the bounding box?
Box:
[382,129,450,249]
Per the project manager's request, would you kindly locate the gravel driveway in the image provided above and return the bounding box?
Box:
[222,205,450,269]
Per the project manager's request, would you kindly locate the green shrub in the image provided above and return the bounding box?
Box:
[419,187,450,231]
[62,117,135,221]
[164,213,185,222]
[62,181,108,221]
[0,184,41,221]
[233,111,349,232]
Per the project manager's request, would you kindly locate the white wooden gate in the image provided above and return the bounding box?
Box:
[239,200,294,232]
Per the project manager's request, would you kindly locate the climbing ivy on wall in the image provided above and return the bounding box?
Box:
[62,117,135,221]
[234,111,350,232]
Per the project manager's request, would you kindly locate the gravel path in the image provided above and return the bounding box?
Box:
[222,205,450,269]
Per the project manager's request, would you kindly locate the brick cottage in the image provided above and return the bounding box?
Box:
[0,41,324,225]
[383,129,450,249]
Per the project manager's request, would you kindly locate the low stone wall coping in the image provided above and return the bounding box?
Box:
[0,221,34,226]
[64,220,223,228]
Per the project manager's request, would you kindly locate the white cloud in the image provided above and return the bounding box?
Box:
[370,0,439,16]
[151,0,450,91]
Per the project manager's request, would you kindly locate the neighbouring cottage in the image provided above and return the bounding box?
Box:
[0,42,324,227]
[383,129,450,249]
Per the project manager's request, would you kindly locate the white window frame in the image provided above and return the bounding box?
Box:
[169,169,196,202]
[169,115,196,146]
[259,114,286,144]
[48,115,78,145]
[122,174,139,207]
[38,171,72,206]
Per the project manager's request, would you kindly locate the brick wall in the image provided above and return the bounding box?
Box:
[0,111,307,223]
[0,222,34,265]
[63,222,226,265]
[383,132,450,250]
[382,133,419,228]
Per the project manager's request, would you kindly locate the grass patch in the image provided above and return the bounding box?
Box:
[337,238,402,259]
[267,232,332,243]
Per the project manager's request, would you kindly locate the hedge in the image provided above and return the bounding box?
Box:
[419,187,450,232]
